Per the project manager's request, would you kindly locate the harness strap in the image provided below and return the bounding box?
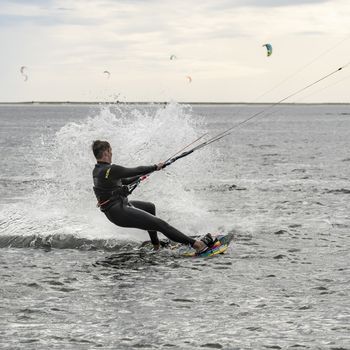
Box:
[96,199,111,208]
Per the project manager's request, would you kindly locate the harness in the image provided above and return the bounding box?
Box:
[94,185,130,209]
[93,162,131,211]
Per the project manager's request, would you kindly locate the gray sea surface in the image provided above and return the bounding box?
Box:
[0,103,349,349]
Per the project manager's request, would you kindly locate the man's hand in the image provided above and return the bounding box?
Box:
[155,162,165,171]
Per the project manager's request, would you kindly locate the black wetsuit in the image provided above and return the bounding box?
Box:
[92,161,195,246]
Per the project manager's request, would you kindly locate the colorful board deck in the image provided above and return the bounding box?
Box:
[140,233,233,258]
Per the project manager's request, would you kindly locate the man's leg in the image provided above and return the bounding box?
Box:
[105,202,196,246]
[129,200,159,245]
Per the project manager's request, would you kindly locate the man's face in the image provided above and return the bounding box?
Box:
[107,147,112,162]
[102,147,112,162]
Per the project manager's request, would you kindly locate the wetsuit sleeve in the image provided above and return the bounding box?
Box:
[121,176,141,185]
[110,164,157,180]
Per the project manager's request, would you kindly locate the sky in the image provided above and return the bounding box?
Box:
[0,0,349,103]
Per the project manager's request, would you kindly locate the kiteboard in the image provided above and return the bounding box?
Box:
[140,233,233,258]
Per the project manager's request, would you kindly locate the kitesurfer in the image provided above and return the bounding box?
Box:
[92,140,215,252]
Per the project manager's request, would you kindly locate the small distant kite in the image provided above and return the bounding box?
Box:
[186,75,192,83]
[170,55,177,60]
[20,66,28,81]
[103,70,111,78]
[262,43,272,57]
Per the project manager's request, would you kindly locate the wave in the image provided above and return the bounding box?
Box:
[0,233,134,251]
[0,102,224,242]
[325,188,350,194]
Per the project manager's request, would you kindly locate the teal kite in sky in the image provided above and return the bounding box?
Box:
[263,43,272,57]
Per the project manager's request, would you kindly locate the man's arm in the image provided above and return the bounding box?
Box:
[110,164,157,179]
[121,175,141,185]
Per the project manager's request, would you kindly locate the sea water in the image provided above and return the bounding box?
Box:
[0,103,349,349]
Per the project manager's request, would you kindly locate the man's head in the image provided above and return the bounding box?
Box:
[92,140,112,162]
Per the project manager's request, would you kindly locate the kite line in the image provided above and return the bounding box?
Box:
[129,60,350,193]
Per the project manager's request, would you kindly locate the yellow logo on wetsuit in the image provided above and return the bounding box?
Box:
[105,168,111,179]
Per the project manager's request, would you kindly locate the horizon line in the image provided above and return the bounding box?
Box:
[1,101,350,105]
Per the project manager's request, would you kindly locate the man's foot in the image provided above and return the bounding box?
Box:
[193,233,217,253]
[151,239,171,251]
[201,233,216,247]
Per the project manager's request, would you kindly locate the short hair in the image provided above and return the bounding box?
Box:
[92,140,110,159]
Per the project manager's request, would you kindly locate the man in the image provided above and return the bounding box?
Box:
[92,140,215,253]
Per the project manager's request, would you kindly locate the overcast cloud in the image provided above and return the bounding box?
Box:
[0,0,349,102]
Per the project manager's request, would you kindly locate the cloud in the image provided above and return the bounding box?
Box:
[3,0,55,5]
[56,7,74,11]
[205,0,331,10]
[294,30,327,36]
[234,0,331,6]
[0,0,349,102]
[0,14,64,26]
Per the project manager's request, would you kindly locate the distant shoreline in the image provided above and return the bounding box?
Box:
[0,101,349,105]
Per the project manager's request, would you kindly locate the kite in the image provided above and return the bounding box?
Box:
[186,75,192,83]
[103,70,111,78]
[20,66,28,81]
[170,55,177,60]
[262,43,272,57]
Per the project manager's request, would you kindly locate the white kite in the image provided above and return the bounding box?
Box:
[103,70,111,78]
[20,66,28,81]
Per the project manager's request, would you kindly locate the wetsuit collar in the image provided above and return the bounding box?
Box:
[97,161,110,165]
